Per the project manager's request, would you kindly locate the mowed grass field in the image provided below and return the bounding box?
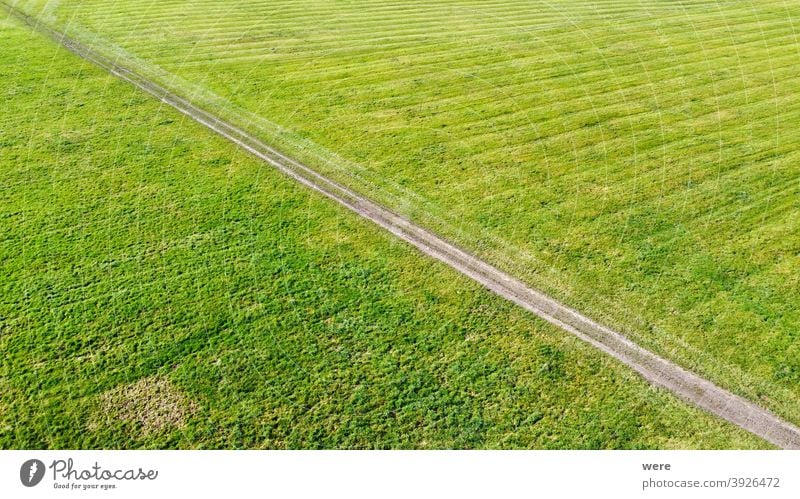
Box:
[0,15,766,448]
[15,0,799,426]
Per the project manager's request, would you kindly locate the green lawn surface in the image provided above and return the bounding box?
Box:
[12,0,798,426]
[0,14,766,449]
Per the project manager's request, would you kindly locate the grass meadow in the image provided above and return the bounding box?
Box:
[14,0,799,427]
[0,14,767,448]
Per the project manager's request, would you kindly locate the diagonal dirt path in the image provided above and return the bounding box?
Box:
[5,3,799,449]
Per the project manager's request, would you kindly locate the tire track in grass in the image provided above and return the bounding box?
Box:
[5,3,799,449]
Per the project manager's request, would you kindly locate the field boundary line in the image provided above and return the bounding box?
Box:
[6,3,799,449]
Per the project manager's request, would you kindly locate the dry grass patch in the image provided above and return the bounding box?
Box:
[94,376,197,435]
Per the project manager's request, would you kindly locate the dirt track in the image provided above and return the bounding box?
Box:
[6,3,799,449]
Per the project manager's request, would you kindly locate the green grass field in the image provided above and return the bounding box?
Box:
[13,0,799,427]
[0,14,767,449]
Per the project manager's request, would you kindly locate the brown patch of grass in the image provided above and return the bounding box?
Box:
[94,376,197,435]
